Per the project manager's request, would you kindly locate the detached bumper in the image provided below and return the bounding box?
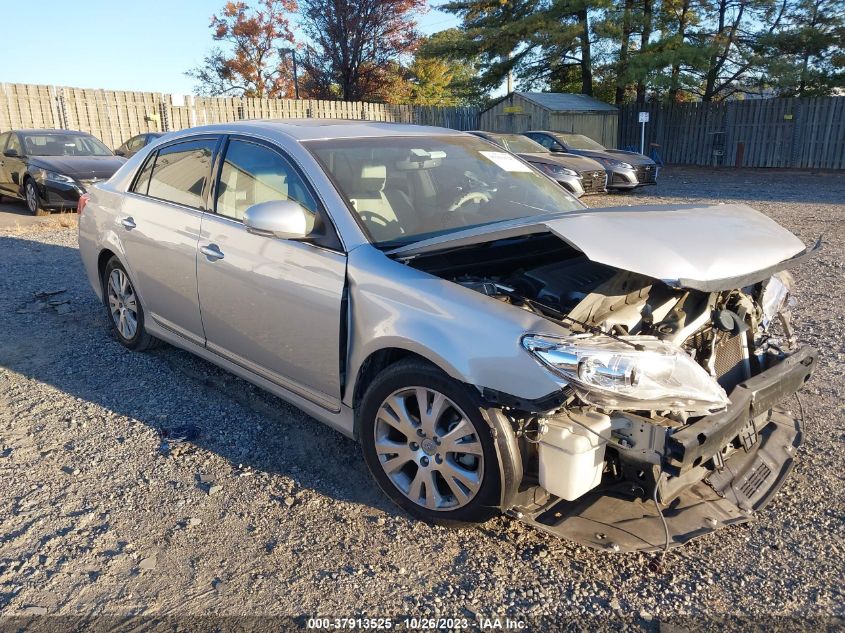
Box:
[515,346,816,552]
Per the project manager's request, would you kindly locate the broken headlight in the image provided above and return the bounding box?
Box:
[522,334,730,413]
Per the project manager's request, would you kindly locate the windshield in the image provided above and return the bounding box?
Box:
[21,133,113,157]
[487,134,549,154]
[307,135,582,246]
[558,134,606,151]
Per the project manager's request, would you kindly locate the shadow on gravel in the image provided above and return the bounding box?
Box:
[0,235,396,518]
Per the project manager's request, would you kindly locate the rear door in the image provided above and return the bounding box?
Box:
[196,136,347,410]
[119,136,221,344]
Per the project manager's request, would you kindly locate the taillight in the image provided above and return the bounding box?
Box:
[77,193,90,216]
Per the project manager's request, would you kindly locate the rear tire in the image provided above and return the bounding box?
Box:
[102,257,158,351]
[359,359,501,526]
[24,179,49,216]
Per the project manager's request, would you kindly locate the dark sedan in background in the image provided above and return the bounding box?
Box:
[469,131,607,197]
[523,131,658,191]
[115,132,164,158]
[0,129,126,215]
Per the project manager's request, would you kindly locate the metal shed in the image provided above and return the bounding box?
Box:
[480,92,619,148]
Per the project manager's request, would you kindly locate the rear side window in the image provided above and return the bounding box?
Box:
[146,139,216,209]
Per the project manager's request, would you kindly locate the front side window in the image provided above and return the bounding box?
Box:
[20,133,112,156]
[307,135,582,246]
[215,139,318,227]
[146,139,216,209]
[6,134,22,155]
[531,134,557,150]
[127,135,146,150]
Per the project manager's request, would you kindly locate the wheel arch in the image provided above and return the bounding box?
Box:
[352,346,524,513]
[350,347,451,426]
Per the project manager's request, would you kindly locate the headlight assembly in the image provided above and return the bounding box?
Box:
[522,334,729,413]
[537,163,578,178]
[600,158,634,169]
[34,169,75,184]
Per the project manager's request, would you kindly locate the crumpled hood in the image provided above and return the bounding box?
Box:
[519,152,605,173]
[29,155,126,180]
[388,203,809,290]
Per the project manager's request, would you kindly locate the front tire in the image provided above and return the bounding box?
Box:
[24,179,49,216]
[359,359,501,525]
[102,257,158,351]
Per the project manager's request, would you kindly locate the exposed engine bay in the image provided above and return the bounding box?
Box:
[410,233,795,395]
[405,232,816,551]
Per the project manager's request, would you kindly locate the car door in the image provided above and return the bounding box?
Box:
[0,133,10,194]
[196,136,346,410]
[0,133,27,196]
[119,136,220,345]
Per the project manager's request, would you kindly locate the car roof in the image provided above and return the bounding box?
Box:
[8,128,90,135]
[161,119,466,142]
[528,130,582,137]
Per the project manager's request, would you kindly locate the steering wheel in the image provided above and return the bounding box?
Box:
[448,191,491,212]
[358,210,400,241]
[359,210,393,228]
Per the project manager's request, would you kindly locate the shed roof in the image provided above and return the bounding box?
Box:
[487,92,617,113]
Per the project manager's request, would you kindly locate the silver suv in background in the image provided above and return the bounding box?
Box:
[524,131,658,191]
[79,120,816,552]
[468,131,607,197]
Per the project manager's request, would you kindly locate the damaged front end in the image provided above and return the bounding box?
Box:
[399,211,818,551]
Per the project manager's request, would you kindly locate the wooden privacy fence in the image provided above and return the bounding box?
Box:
[0,83,480,149]
[619,97,845,169]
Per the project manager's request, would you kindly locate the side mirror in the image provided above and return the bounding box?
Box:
[549,145,564,153]
[115,149,126,157]
[3,148,19,158]
[243,199,311,239]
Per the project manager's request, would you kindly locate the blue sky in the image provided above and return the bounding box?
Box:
[0,0,459,95]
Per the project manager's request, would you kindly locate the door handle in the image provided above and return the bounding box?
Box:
[200,244,225,261]
[121,217,136,230]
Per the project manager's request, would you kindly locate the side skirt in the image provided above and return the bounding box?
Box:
[145,321,356,439]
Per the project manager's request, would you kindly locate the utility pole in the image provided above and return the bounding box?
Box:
[279,47,300,99]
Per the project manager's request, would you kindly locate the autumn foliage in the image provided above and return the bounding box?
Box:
[298,0,427,102]
[188,0,299,98]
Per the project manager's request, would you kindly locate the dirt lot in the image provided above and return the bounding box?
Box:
[0,167,843,629]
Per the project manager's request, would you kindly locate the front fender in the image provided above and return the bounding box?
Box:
[344,246,567,408]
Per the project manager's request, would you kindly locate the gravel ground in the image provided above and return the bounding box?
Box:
[0,167,843,629]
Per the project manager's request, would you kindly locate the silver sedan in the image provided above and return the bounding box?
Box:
[78,120,816,551]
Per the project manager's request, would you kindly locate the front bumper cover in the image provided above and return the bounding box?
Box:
[514,345,817,552]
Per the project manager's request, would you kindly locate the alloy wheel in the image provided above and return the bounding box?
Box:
[25,182,39,213]
[373,386,484,511]
[107,269,138,340]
